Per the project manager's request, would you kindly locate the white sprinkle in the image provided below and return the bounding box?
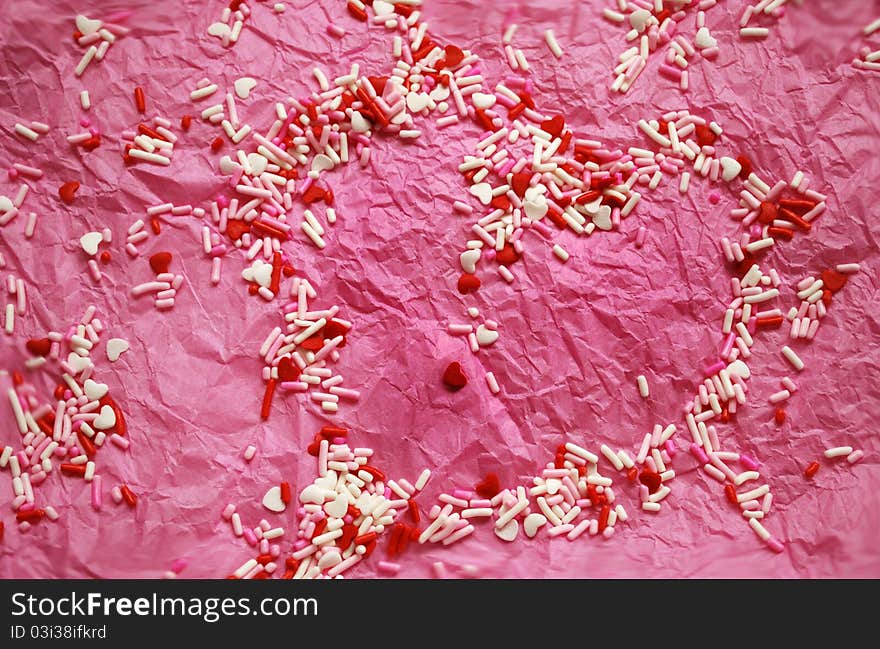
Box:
[781,346,804,372]
[824,446,853,459]
[636,375,649,398]
[544,30,563,58]
[552,244,569,262]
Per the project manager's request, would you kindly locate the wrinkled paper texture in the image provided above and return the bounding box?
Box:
[0,0,879,578]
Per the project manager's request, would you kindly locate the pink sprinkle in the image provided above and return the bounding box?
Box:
[709,191,721,204]
[739,454,760,471]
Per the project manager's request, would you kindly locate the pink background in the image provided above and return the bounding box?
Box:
[1,0,879,578]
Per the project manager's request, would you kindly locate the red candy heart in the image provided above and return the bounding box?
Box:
[639,469,662,494]
[367,76,388,95]
[302,184,326,204]
[323,319,348,347]
[443,44,464,69]
[541,115,565,138]
[226,220,250,241]
[277,357,298,381]
[820,269,848,292]
[149,252,172,275]
[490,194,510,211]
[457,273,481,294]
[694,124,716,146]
[307,434,323,456]
[338,523,357,551]
[58,181,80,205]
[475,473,501,499]
[757,201,778,224]
[442,361,467,391]
[736,154,753,180]
[26,338,52,356]
[511,172,531,197]
[495,242,519,265]
[300,336,324,352]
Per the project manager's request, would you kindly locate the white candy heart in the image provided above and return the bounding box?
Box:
[317,550,342,570]
[246,153,268,175]
[475,324,499,347]
[242,260,272,287]
[106,338,129,362]
[406,92,430,113]
[80,232,103,256]
[523,195,548,220]
[471,92,496,110]
[720,156,742,182]
[0,196,13,213]
[581,195,604,215]
[695,27,717,49]
[429,85,450,102]
[234,77,257,100]
[324,494,349,519]
[524,185,546,202]
[390,110,408,125]
[75,15,102,35]
[83,379,108,401]
[219,155,240,175]
[629,9,653,32]
[93,405,116,430]
[314,474,337,491]
[469,182,493,206]
[67,352,91,373]
[299,484,325,504]
[262,486,286,513]
[727,359,751,380]
[372,0,394,15]
[460,249,480,274]
[592,204,613,231]
[495,518,519,542]
[207,22,231,39]
[351,111,370,133]
[311,154,334,173]
[524,513,547,538]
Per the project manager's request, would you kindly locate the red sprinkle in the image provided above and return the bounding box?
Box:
[280,481,291,504]
[16,509,45,523]
[99,251,112,263]
[120,485,138,507]
[210,136,224,152]
[180,115,192,131]
[260,378,276,420]
[59,181,80,204]
[724,483,738,504]
[134,86,146,113]
[407,499,421,524]
[774,409,786,425]
[61,463,87,477]
[804,461,820,479]
[77,430,96,457]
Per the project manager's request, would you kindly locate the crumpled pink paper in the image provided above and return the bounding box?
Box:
[0,0,879,578]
